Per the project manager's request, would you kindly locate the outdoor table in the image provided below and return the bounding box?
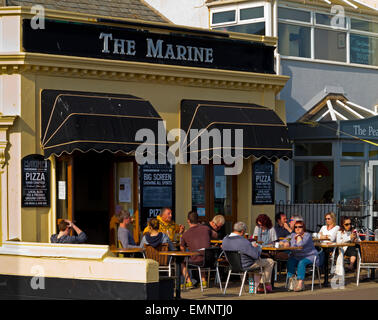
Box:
[210,240,222,245]
[159,251,200,300]
[315,242,356,287]
[110,247,145,258]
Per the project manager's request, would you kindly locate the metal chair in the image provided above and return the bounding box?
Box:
[223,250,266,296]
[356,241,378,286]
[187,247,223,292]
[285,248,322,291]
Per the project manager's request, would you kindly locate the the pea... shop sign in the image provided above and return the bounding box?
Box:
[22,154,50,207]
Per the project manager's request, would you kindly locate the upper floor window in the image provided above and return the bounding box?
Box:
[211,3,266,36]
[277,5,378,67]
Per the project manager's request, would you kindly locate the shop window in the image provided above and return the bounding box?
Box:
[340,164,364,203]
[351,18,378,33]
[369,145,378,159]
[314,29,346,62]
[294,161,334,203]
[295,142,332,157]
[240,6,264,20]
[216,22,265,35]
[350,34,378,66]
[212,10,236,24]
[192,165,206,217]
[315,13,344,27]
[278,7,311,23]
[278,23,311,58]
[341,143,364,158]
[191,164,237,233]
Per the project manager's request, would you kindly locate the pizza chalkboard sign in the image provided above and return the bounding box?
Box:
[22,154,50,207]
[252,159,275,205]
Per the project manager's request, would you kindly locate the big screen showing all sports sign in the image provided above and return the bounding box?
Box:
[140,164,175,230]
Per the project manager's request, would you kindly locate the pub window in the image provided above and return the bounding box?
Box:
[351,18,378,33]
[350,34,378,66]
[341,143,365,158]
[212,10,236,24]
[314,29,347,63]
[340,164,364,203]
[294,161,334,203]
[295,142,332,157]
[218,22,265,36]
[240,6,264,21]
[191,164,237,234]
[278,23,311,58]
[369,145,378,159]
[211,3,266,36]
[278,7,311,23]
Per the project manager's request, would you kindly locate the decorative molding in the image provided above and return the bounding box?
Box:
[0,116,17,170]
[0,53,289,94]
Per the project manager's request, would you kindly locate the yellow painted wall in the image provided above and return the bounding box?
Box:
[11,59,286,243]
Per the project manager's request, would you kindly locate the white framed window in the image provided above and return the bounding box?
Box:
[276,3,378,67]
[210,2,267,36]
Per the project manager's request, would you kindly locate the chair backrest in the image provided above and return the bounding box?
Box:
[223,250,245,273]
[144,243,169,265]
[360,241,378,263]
[202,247,222,268]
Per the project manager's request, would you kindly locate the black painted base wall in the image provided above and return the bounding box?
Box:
[0,275,174,300]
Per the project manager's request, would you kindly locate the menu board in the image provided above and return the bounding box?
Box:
[252,159,275,205]
[140,164,175,229]
[22,154,50,207]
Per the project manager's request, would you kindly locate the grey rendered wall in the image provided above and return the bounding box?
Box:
[279,59,378,123]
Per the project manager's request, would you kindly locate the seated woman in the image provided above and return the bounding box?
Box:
[280,220,319,292]
[251,214,277,245]
[318,212,340,242]
[335,216,360,272]
[140,218,176,251]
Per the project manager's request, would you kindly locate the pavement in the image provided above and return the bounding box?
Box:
[180,270,378,300]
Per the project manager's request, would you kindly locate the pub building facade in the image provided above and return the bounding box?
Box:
[0,6,291,298]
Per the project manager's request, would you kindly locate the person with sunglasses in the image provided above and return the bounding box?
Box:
[318,212,339,242]
[335,216,360,272]
[280,221,318,291]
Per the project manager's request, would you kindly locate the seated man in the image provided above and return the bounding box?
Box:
[222,221,275,293]
[117,210,139,248]
[143,207,184,242]
[180,211,217,289]
[203,215,226,239]
[274,212,292,239]
[51,220,87,244]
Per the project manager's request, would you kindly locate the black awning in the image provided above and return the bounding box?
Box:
[41,90,167,158]
[180,100,292,161]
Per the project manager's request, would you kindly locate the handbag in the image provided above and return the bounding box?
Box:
[288,275,297,291]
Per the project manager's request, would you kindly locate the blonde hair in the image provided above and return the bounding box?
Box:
[212,215,225,226]
[325,212,337,225]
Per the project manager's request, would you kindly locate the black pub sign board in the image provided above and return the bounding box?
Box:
[252,159,275,205]
[22,19,275,74]
[22,154,51,207]
[140,164,175,230]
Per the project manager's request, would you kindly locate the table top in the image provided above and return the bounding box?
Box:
[159,251,201,257]
[262,246,303,251]
[110,247,145,253]
[316,242,356,248]
[210,240,222,244]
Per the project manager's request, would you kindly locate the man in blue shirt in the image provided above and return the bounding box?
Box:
[222,221,275,293]
[51,220,87,244]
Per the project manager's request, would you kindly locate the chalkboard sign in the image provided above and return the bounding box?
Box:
[252,159,275,205]
[140,164,175,229]
[22,154,50,207]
